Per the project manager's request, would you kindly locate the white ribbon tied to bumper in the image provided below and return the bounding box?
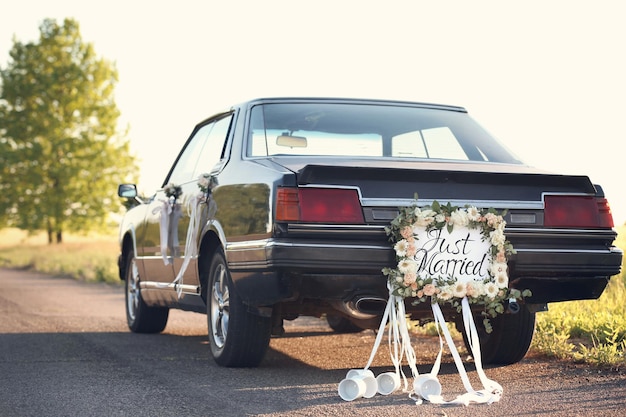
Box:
[338,284,502,406]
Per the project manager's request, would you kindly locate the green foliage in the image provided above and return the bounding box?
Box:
[0,18,137,243]
[576,332,626,367]
[531,225,626,368]
[0,237,120,284]
[531,318,576,359]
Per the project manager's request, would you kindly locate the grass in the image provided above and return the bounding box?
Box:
[0,228,120,284]
[531,225,626,368]
[1,224,625,367]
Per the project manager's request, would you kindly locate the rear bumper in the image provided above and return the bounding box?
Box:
[225,234,622,306]
[513,247,623,276]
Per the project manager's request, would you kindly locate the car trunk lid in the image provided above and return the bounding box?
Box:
[290,161,597,202]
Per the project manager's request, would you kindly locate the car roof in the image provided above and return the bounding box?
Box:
[196,97,468,129]
[234,97,467,113]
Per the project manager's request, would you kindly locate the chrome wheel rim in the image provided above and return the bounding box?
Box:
[126,259,140,321]
[210,264,230,349]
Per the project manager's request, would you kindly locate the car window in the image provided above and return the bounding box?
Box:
[192,115,232,178]
[246,103,522,164]
[167,115,233,185]
[391,127,468,160]
[251,130,381,156]
[167,124,212,185]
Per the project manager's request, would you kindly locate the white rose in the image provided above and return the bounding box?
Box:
[414,216,432,227]
[490,229,506,247]
[450,209,469,227]
[490,261,508,277]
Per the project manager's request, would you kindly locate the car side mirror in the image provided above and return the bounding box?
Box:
[118,184,138,199]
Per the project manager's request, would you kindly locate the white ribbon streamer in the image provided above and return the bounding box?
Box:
[171,194,203,298]
[153,194,205,298]
[460,297,503,400]
[428,299,502,405]
[362,287,418,394]
[340,291,502,406]
[360,288,429,401]
[154,198,174,265]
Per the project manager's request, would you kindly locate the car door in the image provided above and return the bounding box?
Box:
[168,114,233,296]
[137,121,215,299]
[136,187,177,289]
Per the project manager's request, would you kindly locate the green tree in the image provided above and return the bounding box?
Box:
[0,18,137,243]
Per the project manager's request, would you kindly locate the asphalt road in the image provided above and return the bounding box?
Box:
[1,268,625,417]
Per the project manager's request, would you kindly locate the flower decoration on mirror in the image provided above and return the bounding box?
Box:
[382,199,531,333]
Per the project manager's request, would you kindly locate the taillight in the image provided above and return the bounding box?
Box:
[275,188,300,221]
[275,187,365,224]
[544,195,614,228]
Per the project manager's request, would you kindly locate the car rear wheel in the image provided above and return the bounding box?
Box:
[125,250,169,333]
[207,249,271,367]
[458,304,535,365]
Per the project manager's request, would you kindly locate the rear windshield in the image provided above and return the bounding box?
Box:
[247,102,522,164]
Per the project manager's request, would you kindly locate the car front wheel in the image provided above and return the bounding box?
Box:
[207,249,271,367]
[124,250,169,333]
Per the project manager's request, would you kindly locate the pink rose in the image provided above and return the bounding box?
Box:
[423,283,437,296]
[406,243,417,257]
[400,226,413,240]
[403,272,417,286]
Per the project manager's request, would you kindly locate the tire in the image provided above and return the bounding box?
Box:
[459,304,535,365]
[124,250,169,333]
[207,249,271,367]
[326,314,364,334]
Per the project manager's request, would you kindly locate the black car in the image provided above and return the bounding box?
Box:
[117,97,622,367]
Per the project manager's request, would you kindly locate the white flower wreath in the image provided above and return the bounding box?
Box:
[382,199,531,333]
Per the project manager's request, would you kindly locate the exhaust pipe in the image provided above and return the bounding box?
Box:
[330,295,387,320]
[354,297,388,315]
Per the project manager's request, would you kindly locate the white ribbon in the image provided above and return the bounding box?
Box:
[427,299,502,405]
[340,290,502,406]
[360,292,412,396]
[154,198,174,265]
[171,194,204,298]
[360,288,428,400]
[153,194,205,298]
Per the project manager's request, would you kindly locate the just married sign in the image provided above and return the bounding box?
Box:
[338,201,530,406]
[384,202,515,305]
[411,227,491,283]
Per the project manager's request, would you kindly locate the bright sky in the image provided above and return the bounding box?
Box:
[1,0,625,224]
